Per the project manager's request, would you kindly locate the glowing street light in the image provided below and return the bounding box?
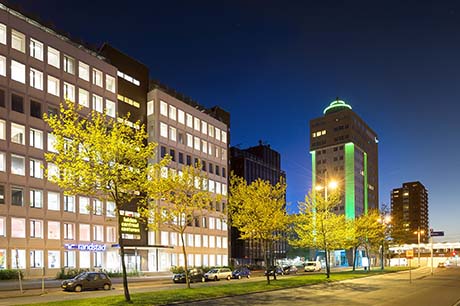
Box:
[414,227,425,267]
[315,179,338,201]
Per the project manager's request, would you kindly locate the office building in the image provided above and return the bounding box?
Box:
[391,181,429,244]
[230,142,286,266]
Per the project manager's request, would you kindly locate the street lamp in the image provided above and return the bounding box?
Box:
[414,227,425,267]
[315,180,338,201]
[377,215,391,270]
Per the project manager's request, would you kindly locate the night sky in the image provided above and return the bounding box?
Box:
[10,0,460,240]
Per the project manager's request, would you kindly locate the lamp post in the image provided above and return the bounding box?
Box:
[414,227,425,267]
[377,215,391,270]
[315,180,338,201]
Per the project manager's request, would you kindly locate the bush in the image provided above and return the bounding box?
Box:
[170,266,185,274]
[56,268,90,279]
[0,269,23,280]
[101,269,142,278]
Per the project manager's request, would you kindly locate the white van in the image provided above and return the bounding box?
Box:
[304,261,322,272]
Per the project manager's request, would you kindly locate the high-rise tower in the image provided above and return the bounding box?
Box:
[310,99,379,219]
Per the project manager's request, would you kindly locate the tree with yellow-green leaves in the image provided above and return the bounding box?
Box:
[292,190,349,278]
[44,101,169,302]
[147,162,216,289]
[228,175,289,285]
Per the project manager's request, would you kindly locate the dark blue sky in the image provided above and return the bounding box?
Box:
[12,0,460,240]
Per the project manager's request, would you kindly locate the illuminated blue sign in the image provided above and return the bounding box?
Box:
[64,243,106,252]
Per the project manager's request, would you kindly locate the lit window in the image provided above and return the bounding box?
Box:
[0,120,4,140]
[215,127,221,141]
[106,226,116,242]
[169,126,177,141]
[106,75,116,93]
[202,140,208,154]
[169,105,176,121]
[0,151,5,171]
[0,55,6,76]
[92,69,103,87]
[30,220,43,238]
[64,195,75,212]
[47,163,59,180]
[147,100,154,115]
[178,109,185,124]
[92,94,103,113]
[94,225,104,241]
[106,201,115,217]
[47,75,60,96]
[64,250,76,267]
[11,30,25,53]
[30,159,43,179]
[208,125,214,137]
[48,221,60,239]
[93,199,103,215]
[11,218,26,238]
[30,189,42,208]
[194,136,200,151]
[0,216,5,236]
[79,224,90,241]
[11,123,25,145]
[160,122,168,138]
[106,99,116,118]
[187,133,193,148]
[30,68,43,90]
[64,223,74,240]
[160,101,168,116]
[30,38,43,61]
[79,196,90,214]
[63,55,75,74]
[222,131,227,144]
[78,88,89,107]
[47,133,57,152]
[11,60,25,83]
[209,236,215,248]
[201,121,207,135]
[47,47,60,68]
[11,155,25,175]
[48,191,60,211]
[0,23,6,44]
[186,113,193,128]
[63,82,75,102]
[78,62,89,81]
[48,251,60,268]
[194,117,200,131]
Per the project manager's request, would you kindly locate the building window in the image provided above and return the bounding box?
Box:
[0,216,5,235]
[11,94,24,113]
[93,199,103,215]
[208,125,214,137]
[47,75,60,96]
[202,140,207,154]
[215,128,221,141]
[170,149,176,162]
[30,128,43,149]
[78,62,89,81]
[47,47,60,68]
[47,133,57,152]
[30,250,43,268]
[186,133,193,148]
[92,94,103,113]
[106,99,116,118]
[11,218,26,237]
[48,191,60,211]
[186,113,193,128]
[178,152,184,164]
[0,185,4,204]
[11,30,25,53]
[64,223,74,240]
[11,249,26,268]
[30,189,43,208]
[160,101,168,116]
[94,225,104,241]
[30,100,42,119]
[94,252,103,267]
[194,136,200,151]
[178,109,185,124]
[63,82,75,102]
[11,123,25,144]
[63,55,75,74]
[30,220,43,238]
[48,221,60,240]
[92,69,103,87]
[106,226,116,242]
[30,159,43,179]
[169,105,176,121]
[147,100,154,115]
[0,23,6,44]
[0,119,4,139]
[194,117,200,132]
[79,224,90,241]
[78,88,89,107]
[0,55,6,76]
[186,155,191,166]
[79,196,90,214]
[160,122,168,138]
[48,251,60,268]
[106,75,116,93]
[30,38,44,61]
[169,126,177,142]
[222,131,227,144]
[64,251,76,267]
[11,60,26,84]
[64,195,75,212]
[106,201,115,217]
[11,155,25,175]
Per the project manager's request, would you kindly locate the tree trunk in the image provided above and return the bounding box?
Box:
[118,211,131,302]
[365,245,370,272]
[263,239,270,285]
[325,248,330,278]
[180,232,190,289]
[352,246,357,271]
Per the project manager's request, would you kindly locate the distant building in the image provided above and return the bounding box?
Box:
[230,142,287,266]
[310,99,379,219]
[391,181,429,244]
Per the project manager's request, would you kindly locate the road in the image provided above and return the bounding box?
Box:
[184,266,460,306]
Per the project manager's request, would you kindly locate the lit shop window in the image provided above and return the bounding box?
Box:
[11,60,25,83]
[47,75,60,96]
[0,23,6,44]
[78,62,89,81]
[80,251,90,268]
[30,68,43,90]
[63,82,75,102]
[48,251,60,269]
[106,75,116,93]
[11,30,25,53]
[48,221,60,239]
[92,68,103,87]
[78,88,89,107]
[63,55,75,75]
[94,252,103,267]
[47,47,60,68]
[30,38,44,61]
[0,55,6,76]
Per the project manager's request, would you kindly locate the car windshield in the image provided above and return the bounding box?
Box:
[307,263,315,266]
[74,273,88,280]
[208,269,218,273]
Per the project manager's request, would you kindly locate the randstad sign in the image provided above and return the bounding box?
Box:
[64,243,106,252]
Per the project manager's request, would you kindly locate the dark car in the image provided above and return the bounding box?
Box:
[232,267,251,279]
[282,265,298,275]
[61,272,112,292]
[173,268,205,283]
[264,266,284,276]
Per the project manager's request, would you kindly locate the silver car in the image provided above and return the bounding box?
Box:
[204,268,232,281]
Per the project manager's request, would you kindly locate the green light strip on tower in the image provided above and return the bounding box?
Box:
[364,152,368,214]
[344,143,355,220]
[311,151,316,195]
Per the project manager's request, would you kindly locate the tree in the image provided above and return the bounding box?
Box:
[44,102,168,302]
[148,162,216,289]
[292,190,348,278]
[228,175,289,285]
[348,209,386,271]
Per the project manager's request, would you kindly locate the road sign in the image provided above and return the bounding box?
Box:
[406,250,414,258]
[430,231,444,237]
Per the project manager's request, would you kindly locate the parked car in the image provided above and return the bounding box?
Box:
[437,262,446,268]
[282,265,298,275]
[61,272,112,292]
[204,268,232,281]
[264,266,284,276]
[232,267,251,279]
[172,268,206,283]
[304,261,322,272]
